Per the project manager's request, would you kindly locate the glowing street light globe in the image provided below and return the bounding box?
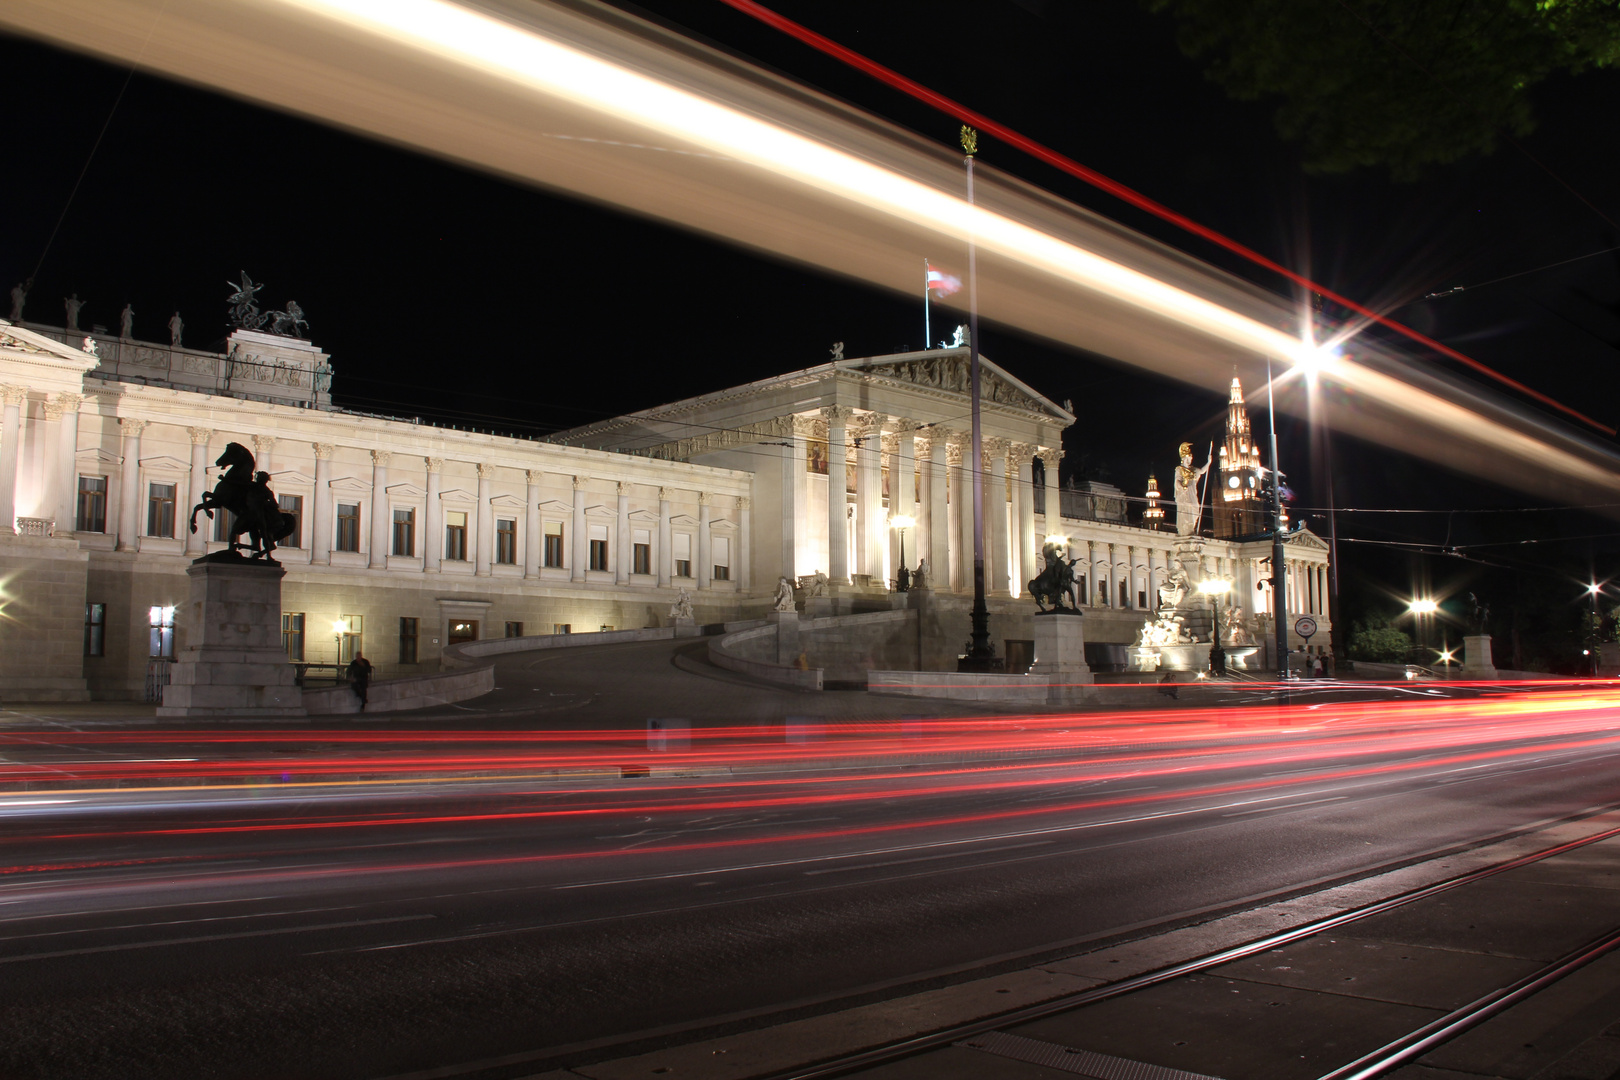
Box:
[1408,599,1440,616]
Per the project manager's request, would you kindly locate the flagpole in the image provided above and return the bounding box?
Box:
[958,125,997,671]
[923,257,931,350]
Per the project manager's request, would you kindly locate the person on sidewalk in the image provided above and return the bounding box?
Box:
[346,652,372,710]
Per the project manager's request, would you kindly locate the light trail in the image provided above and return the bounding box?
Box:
[4,1,1620,500]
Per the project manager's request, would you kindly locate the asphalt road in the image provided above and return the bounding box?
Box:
[1,656,1617,1079]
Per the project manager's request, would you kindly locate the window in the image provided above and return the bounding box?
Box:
[554,623,571,635]
[544,521,564,567]
[674,532,692,578]
[505,621,524,638]
[278,494,303,548]
[1119,580,1128,607]
[448,620,478,646]
[495,518,517,564]
[336,503,361,552]
[398,617,418,664]
[1077,575,1088,605]
[76,476,107,533]
[336,614,363,664]
[146,483,176,538]
[713,535,731,582]
[148,605,176,659]
[392,507,416,556]
[632,528,651,575]
[282,612,305,661]
[1139,589,1148,609]
[84,603,106,657]
[444,510,467,561]
[213,506,234,542]
[589,523,609,571]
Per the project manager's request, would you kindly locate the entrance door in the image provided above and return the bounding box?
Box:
[448,620,479,646]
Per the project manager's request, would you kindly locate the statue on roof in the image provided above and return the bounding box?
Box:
[8,281,27,322]
[64,293,84,332]
[267,300,308,338]
[120,304,134,340]
[226,272,269,331]
[169,312,184,347]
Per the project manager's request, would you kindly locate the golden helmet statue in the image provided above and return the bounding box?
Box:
[1178,441,1194,459]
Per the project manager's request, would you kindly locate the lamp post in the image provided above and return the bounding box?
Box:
[890,514,915,592]
[333,617,349,664]
[1265,356,1289,688]
[1587,582,1603,675]
[1407,598,1438,664]
[1199,578,1232,675]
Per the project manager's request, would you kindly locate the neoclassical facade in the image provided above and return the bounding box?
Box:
[0,320,1331,701]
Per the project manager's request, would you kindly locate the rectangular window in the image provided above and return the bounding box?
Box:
[336,503,361,552]
[146,483,176,538]
[505,621,524,638]
[392,507,416,556]
[1138,589,1148,609]
[543,521,564,568]
[448,619,478,646]
[713,535,731,582]
[84,602,106,657]
[444,510,467,561]
[148,604,176,659]
[213,505,234,542]
[282,612,305,662]
[1077,574,1088,605]
[1119,581,1129,607]
[496,518,517,564]
[398,617,418,664]
[674,532,692,578]
[278,494,303,548]
[589,523,609,571]
[76,476,107,533]
[633,542,651,575]
[554,623,571,635]
[336,614,363,664]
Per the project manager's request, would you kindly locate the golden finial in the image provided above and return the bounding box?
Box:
[960,125,978,157]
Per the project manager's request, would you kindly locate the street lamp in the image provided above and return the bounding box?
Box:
[890,514,915,592]
[1406,598,1439,663]
[333,617,350,662]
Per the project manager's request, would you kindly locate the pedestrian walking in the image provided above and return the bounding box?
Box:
[346,651,372,709]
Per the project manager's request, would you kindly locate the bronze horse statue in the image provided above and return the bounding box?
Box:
[189,442,295,560]
[1028,540,1080,613]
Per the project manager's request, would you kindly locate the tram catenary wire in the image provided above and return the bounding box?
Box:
[759,818,1620,1080]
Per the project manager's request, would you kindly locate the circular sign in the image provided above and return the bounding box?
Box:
[1294,615,1318,640]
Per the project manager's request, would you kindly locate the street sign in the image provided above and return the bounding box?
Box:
[1294,615,1318,640]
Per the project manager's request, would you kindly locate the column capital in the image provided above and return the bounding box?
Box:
[0,385,27,407]
[43,400,67,421]
[849,412,887,440]
[1037,446,1064,467]
[820,404,855,425]
[737,495,751,510]
[572,475,587,490]
[946,442,964,466]
[914,436,934,459]
[187,426,213,445]
[658,486,671,502]
[617,480,630,496]
[1010,441,1038,462]
[476,462,495,479]
[881,432,899,455]
[251,434,276,455]
[313,442,336,460]
[426,456,445,473]
[697,491,712,506]
[983,435,1011,457]
[525,469,542,485]
[372,449,392,467]
[120,417,148,436]
[52,392,84,413]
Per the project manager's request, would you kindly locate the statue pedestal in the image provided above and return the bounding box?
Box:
[1028,612,1093,681]
[670,615,700,638]
[1460,634,1498,680]
[768,610,801,664]
[157,558,304,717]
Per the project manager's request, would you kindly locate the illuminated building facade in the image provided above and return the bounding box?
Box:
[0,320,1331,700]
[1214,375,1268,540]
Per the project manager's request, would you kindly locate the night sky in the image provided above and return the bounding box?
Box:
[5,0,1620,654]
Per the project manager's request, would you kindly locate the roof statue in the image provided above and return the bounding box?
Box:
[227,272,309,338]
[120,304,134,340]
[830,341,844,361]
[168,312,184,347]
[267,301,308,338]
[8,281,26,322]
[64,293,84,332]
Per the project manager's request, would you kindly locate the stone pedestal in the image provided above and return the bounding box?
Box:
[1028,612,1094,682]
[1459,634,1498,680]
[768,609,801,664]
[156,558,305,717]
[671,615,700,638]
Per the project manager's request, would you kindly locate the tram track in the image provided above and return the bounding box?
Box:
[757,819,1620,1080]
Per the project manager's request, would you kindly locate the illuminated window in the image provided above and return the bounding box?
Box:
[398,617,418,664]
[278,494,303,548]
[76,476,106,533]
[282,612,305,662]
[495,518,517,564]
[84,603,106,657]
[543,521,564,567]
[448,619,478,646]
[146,483,176,538]
[336,503,361,552]
[392,507,416,556]
[713,535,731,582]
[444,511,467,561]
[505,621,524,638]
[148,605,176,659]
[553,623,571,635]
[335,614,363,663]
[1119,580,1128,607]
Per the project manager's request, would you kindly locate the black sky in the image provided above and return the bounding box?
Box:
[5,0,1620,637]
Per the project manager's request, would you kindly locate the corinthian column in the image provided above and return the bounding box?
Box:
[184,427,213,554]
[821,406,853,584]
[985,438,1011,597]
[311,443,334,564]
[1012,442,1036,596]
[114,418,146,549]
[949,435,971,592]
[615,481,631,585]
[52,394,84,535]
[697,492,713,590]
[474,462,493,576]
[1038,447,1063,541]
[424,458,443,573]
[851,412,885,581]
[370,451,392,568]
[0,387,30,535]
[524,469,541,579]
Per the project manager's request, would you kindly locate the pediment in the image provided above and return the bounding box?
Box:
[489,493,526,510]
[327,476,372,496]
[386,481,427,499]
[0,323,99,364]
[848,351,1074,422]
[272,469,316,487]
[584,503,616,519]
[709,517,737,532]
[669,514,699,527]
[76,446,123,465]
[138,454,191,473]
[439,487,476,503]
[537,499,572,514]
[628,508,659,524]
[1286,529,1329,552]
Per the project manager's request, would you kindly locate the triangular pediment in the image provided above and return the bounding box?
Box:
[327,476,372,496]
[76,446,123,465]
[1285,529,1329,552]
[584,503,616,519]
[0,322,100,365]
[847,350,1074,422]
[138,454,191,473]
[489,493,526,510]
[628,508,659,523]
[272,469,316,487]
[669,514,699,527]
[386,482,427,499]
[439,487,475,503]
[537,499,572,514]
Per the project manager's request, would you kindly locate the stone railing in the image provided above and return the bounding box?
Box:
[14,517,52,537]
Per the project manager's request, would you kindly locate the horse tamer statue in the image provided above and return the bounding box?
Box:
[189,442,295,561]
[1029,540,1080,613]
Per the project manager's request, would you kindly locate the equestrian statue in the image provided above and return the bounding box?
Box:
[188,442,295,561]
[1029,540,1080,613]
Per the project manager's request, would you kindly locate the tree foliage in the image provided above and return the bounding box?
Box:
[1142,0,1620,177]
[1348,617,1414,662]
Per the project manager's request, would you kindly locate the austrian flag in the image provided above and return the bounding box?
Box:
[925,263,962,298]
